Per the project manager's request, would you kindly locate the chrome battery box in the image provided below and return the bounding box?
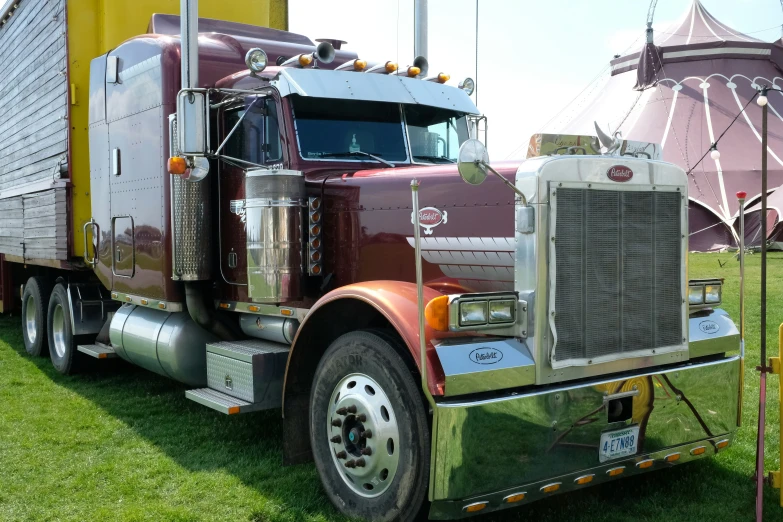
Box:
[206,340,289,409]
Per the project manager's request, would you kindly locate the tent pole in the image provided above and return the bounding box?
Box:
[755,86,769,522]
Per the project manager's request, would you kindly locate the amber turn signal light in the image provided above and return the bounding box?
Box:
[299,54,313,67]
[407,66,421,77]
[425,295,449,331]
[385,61,398,73]
[354,59,367,71]
[437,73,450,83]
[168,157,187,175]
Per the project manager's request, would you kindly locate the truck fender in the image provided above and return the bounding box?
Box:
[281,281,445,464]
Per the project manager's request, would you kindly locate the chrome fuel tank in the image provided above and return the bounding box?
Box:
[109,304,218,386]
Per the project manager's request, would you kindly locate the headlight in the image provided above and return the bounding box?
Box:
[460,301,487,326]
[704,284,721,304]
[447,292,518,331]
[689,279,722,310]
[688,285,704,305]
[489,299,516,323]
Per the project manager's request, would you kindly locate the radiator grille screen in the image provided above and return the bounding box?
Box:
[553,188,682,362]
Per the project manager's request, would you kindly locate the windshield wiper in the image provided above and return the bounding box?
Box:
[414,155,456,164]
[319,151,396,168]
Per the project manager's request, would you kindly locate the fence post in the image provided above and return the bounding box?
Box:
[770,325,781,507]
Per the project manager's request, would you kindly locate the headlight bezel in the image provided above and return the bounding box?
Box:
[688,278,722,312]
[448,292,518,331]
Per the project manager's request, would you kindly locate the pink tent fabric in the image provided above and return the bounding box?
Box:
[554,0,783,251]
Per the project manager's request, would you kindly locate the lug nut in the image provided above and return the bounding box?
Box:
[355,458,366,467]
[332,419,342,427]
[361,447,372,456]
[336,407,348,415]
[331,436,342,444]
[362,429,373,439]
[336,450,347,459]
[358,414,367,422]
[347,405,357,414]
[345,460,356,468]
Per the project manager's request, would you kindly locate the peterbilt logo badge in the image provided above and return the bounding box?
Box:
[698,320,720,335]
[469,347,503,365]
[411,207,447,235]
[607,165,633,182]
[230,200,246,223]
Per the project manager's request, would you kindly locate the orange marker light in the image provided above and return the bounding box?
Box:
[299,54,313,67]
[574,474,594,485]
[248,305,260,312]
[140,299,148,305]
[503,492,526,503]
[716,439,730,450]
[228,406,240,415]
[437,73,450,83]
[690,446,706,456]
[540,483,561,494]
[158,303,167,310]
[425,295,449,332]
[664,453,681,463]
[310,198,321,210]
[407,66,421,77]
[218,303,230,309]
[385,61,398,73]
[463,502,487,513]
[606,467,625,477]
[281,309,294,317]
[354,59,367,71]
[168,156,187,175]
[636,459,654,469]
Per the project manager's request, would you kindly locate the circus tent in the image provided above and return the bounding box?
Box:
[544,0,783,251]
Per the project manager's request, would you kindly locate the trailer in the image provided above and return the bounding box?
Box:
[5,1,743,520]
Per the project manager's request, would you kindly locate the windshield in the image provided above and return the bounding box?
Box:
[292,96,409,163]
[404,105,470,163]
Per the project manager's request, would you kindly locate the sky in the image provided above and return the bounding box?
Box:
[290,0,783,160]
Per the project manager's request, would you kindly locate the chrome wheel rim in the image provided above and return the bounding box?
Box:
[328,373,400,498]
[51,304,67,358]
[24,295,37,345]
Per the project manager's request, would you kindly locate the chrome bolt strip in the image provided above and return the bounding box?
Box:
[328,373,400,498]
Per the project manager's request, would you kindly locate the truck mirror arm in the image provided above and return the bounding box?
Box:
[478,160,528,207]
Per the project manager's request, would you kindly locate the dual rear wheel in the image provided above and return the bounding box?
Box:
[20,277,80,374]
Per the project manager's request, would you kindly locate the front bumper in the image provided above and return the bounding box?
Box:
[428,355,741,519]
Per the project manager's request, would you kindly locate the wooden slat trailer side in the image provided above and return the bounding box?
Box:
[0,0,285,312]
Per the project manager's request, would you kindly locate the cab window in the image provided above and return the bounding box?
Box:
[223,97,282,165]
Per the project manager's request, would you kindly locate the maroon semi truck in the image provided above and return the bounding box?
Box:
[11,2,743,521]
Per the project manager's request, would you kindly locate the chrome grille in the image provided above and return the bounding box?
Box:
[553,188,682,362]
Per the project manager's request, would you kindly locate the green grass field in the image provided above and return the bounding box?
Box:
[0,253,780,521]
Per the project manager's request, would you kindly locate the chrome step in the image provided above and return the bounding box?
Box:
[77,343,117,359]
[185,388,269,415]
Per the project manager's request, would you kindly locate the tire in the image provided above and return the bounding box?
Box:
[21,276,52,357]
[47,283,82,375]
[309,330,430,522]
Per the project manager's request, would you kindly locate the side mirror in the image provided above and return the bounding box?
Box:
[457,138,529,208]
[177,91,207,155]
[457,139,490,185]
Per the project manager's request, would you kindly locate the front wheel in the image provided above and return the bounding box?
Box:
[310,330,430,522]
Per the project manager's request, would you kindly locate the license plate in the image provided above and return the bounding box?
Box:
[599,425,639,463]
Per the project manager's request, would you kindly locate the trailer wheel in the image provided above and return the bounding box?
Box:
[21,276,52,357]
[47,283,81,375]
[309,330,429,522]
